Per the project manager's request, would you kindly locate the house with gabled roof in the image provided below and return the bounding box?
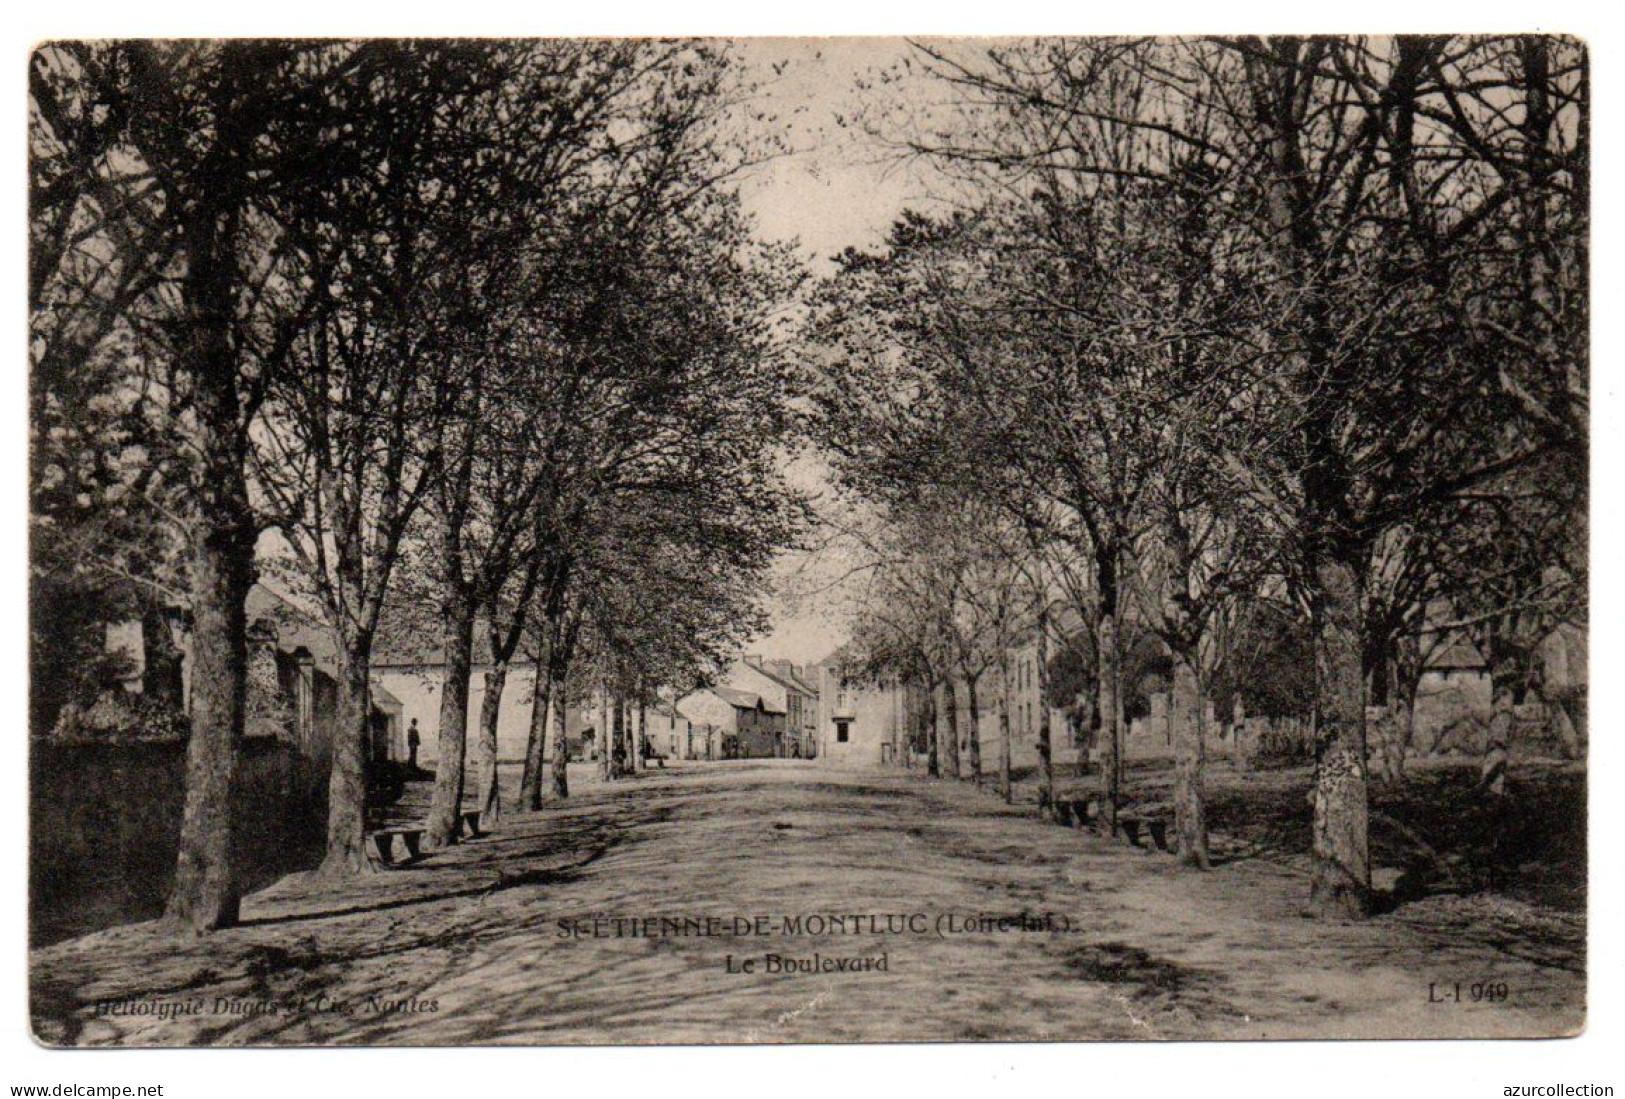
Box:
[243,584,405,764]
[729,655,820,758]
[676,685,786,759]
[811,645,902,768]
[368,604,574,768]
[96,581,404,763]
[643,699,706,760]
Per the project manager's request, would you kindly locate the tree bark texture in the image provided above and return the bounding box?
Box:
[1482,652,1518,797]
[597,689,611,780]
[1170,651,1210,869]
[423,592,476,848]
[474,661,507,828]
[1309,556,1372,917]
[320,645,377,876]
[165,198,254,933]
[965,674,983,786]
[520,663,552,810]
[610,698,627,778]
[941,679,961,779]
[996,657,1013,804]
[547,675,571,799]
[167,492,252,929]
[924,684,939,777]
[1034,609,1054,818]
[1095,611,1122,837]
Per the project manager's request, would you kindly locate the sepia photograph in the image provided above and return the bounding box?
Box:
[22,30,1592,1056]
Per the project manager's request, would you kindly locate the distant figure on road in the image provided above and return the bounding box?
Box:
[407,719,421,771]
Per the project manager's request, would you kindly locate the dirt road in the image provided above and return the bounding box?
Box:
[31,761,1583,1045]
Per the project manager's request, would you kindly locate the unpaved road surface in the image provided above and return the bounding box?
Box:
[31,762,1583,1045]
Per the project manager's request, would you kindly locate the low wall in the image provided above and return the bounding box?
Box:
[30,738,327,947]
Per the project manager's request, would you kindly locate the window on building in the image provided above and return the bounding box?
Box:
[835,720,851,744]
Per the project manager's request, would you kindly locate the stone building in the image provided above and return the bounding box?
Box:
[676,686,787,758]
[642,700,697,760]
[812,651,903,767]
[243,585,405,764]
[369,619,543,767]
[728,655,820,758]
[98,582,402,763]
[814,639,1080,773]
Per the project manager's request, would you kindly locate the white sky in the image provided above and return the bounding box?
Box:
[726,39,936,666]
[730,38,940,274]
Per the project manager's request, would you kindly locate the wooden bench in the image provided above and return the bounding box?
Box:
[372,828,424,866]
[1120,816,1170,852]
[1053,798,1171,853]
[1051,796,1096,829]
[1064,797,1093,827]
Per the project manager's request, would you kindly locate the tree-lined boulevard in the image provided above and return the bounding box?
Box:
[29,35,1587,1046]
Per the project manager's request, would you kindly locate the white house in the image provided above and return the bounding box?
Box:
[644,700,700,760]
[372,652,543,766]
[812,653,901,767]
[814,640,1080,773]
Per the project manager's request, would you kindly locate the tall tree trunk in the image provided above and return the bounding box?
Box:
[897,682,910,767]
[423,590,476,849]
[1392,686,1417,779]
[165,207,253,934]
[1482,645,1519,797]
[320,643,376,876]
[1366,629,1396,785]
[520,660,552,811]
[597,687,611,780]
[924,681,939,777]
[996,657,1013,803]
[1389,632,1423,780]
[1035,611,1054,818]
[1095,610,1122,837]
[1170,650,1210,869]
[547,659,571,799]
[168,506,253,930]
[1368,628,1416,786]
[1368,707,1395,788]
[169,515,253,931]
[1248,41,1372,919]
[474,660,507,829]
[941,679,961,778]
[1308,555,1372,917]
[965,672,983,785]
[610,696,627,778]
[1549,694,1583,761]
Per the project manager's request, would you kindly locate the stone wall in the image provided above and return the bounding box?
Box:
[30,738,327,947]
